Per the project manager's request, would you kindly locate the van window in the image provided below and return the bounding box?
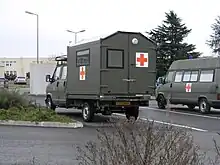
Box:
[183,71,191,82]
[165,71,174,83]
[76,49,90,67]
[61,66,67,80]
[174,71,183,82]
[190,71,199,82]
[54,66,61,80]
[199,70,214,82]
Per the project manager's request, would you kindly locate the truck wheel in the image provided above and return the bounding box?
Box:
[125,106,139,121]
[157,95,166,109]
[82,103,94,122]
[187,105,195,110]
[199,98,210,114]
[45,96,56,111]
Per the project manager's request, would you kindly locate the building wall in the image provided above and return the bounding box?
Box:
[0,57,57,77]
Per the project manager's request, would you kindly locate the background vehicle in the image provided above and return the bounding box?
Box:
[156,57,220,114]
[0,78,8,88]
[14,76,27,85]
[45,31,157,122]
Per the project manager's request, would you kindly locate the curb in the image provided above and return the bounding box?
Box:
[0,120,83,128]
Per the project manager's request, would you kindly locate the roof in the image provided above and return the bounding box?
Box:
[70,31,156,47]
[169,56,220,70]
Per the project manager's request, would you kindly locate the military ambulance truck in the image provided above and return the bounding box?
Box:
[156,57,220,114]
[45,31,156,122]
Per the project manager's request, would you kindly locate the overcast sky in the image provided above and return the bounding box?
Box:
[0,0,219,58]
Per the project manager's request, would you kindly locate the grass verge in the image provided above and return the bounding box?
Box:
[0,106,74,123]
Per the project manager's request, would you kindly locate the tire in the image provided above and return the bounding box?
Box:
[82,102,95,122]
[157,95,166,109]
[199,98,210,114]
[187,105,195,110]
[45,96,56,110]
[125,106,139,121]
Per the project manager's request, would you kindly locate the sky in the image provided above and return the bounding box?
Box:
[0,0,219,58]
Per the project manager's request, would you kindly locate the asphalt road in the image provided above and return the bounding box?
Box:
[0,125,97,165]
[1,96,220,164]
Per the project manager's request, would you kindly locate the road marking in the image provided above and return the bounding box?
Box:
[113,113,208,132]
[141,107,220,120]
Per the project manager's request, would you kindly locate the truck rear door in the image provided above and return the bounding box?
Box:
[101,47,129,94]
[128,34,156,95]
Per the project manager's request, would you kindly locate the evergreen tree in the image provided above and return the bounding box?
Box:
[207,16,220,55]
[147,10,201,78]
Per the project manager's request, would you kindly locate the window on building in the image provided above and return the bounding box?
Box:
[199,70,214,82]
[174,71,183,82]
[183,71,191,82]
[61,66,67,79]
[165,71,174,83]
[107,49,124,68]
[190,71,199,82]
[6,63,9,66]
[76,49,90,67]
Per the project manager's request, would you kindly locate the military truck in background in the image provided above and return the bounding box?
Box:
[45,31,157,122]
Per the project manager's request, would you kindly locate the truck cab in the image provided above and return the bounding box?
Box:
[45,55,67,110]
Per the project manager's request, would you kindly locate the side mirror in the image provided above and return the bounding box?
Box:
[46,75,51,82]
[158,77,164,84]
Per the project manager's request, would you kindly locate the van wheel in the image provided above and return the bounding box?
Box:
[199,98,210,114]
[45,96,56,110]
[157,95,166,109]
[82,103,95,122]
[187,105,195,110]
[125,106,139,121]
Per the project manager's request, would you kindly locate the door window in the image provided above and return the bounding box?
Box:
[53,66,61,80]
[61,66,67,80]
[199,70,214,82]
[174,71,183,82]
[107,49,124,68]
[164,71,174,83]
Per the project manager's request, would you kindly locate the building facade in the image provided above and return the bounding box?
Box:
[0,57,57,77]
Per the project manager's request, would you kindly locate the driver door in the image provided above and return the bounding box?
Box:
[157,71,174,102]
[49,65,62,104]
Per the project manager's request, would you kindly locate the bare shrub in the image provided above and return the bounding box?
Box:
[76,119,207,165]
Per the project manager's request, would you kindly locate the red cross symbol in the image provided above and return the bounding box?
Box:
[80,67,85,80]
[185,83,191,92]
[137,54,148,66]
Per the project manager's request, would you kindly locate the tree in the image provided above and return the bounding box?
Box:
[147,10,201,78]
[207,16,220,55]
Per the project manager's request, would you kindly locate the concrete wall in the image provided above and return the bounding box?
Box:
[30,63,56,95]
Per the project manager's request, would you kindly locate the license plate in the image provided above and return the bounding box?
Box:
[116,102,130,106]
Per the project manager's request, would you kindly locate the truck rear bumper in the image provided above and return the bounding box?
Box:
[99,95,150,107]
